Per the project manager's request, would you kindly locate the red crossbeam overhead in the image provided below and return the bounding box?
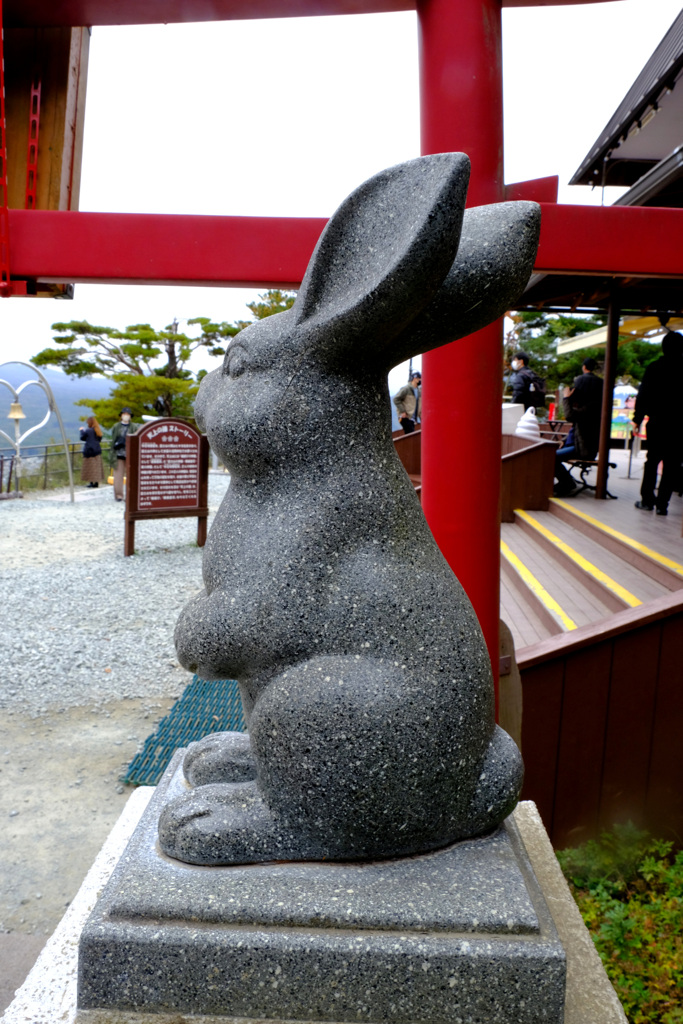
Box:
[10,205,683,285]
[10,205,682,285]
[7,211,327,287]
[5,0,620,28]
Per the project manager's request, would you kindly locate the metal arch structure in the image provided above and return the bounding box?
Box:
[0,360,75,501]
[3,0,683,680]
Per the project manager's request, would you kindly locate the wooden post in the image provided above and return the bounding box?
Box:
[124,429,139,556]
[596,295,620,499]
[197,433,209,548]
[124,516,136,557]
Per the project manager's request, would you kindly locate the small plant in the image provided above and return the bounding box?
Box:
[557,824,683,1024]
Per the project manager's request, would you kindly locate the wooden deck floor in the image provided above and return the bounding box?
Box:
[552,448,683,556]
[500,448,683,652]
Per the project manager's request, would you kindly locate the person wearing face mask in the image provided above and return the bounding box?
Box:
[393,370,422,433]
[109,407,138,502]
[509,351,542,411]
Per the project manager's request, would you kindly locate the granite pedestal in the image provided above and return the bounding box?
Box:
[77,751,566,1024]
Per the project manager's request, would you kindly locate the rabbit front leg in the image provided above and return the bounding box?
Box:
[174,585,283,701]
[182,731,255,787]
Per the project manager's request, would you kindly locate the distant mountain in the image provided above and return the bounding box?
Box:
[0,365,113,452]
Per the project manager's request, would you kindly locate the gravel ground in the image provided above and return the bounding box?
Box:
[0,473,231,948]
[1,473,231,718]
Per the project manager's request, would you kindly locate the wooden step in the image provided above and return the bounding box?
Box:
[500,540,575,637]
[500,562,557,649]
[522,508,672,606]
[513,509,642,614]
[549,497,683,591]
[501,522,616,637]
[499,489,682,652]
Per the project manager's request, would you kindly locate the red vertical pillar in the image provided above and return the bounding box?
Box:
[417,0,504,682]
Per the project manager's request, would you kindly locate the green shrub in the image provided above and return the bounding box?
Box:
[557,824,683,1023]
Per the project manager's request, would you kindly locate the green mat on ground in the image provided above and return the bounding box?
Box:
[123,675,246,786]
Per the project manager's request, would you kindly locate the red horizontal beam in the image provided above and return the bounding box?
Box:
[8,210,327,287]
[535,203,683,278]
[7,0,622,28]
[8,203,683,288]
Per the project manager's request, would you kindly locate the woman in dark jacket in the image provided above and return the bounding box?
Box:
[80,416,104,488]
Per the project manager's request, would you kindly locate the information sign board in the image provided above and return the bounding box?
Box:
[137,420,202,510]
[124,418,209,556]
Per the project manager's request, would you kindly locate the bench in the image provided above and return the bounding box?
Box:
[565,458,617,499]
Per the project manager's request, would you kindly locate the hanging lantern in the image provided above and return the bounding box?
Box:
[8,401,26,420]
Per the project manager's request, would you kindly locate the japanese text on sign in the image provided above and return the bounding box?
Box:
[138,422,200,510]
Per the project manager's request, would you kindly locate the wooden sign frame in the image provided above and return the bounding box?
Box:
[123,418,210,557]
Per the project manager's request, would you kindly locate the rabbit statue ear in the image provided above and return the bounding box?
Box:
[293,154,470,359]
[389,201,541,367]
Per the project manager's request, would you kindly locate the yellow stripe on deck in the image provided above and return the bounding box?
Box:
[500,540,578,631]
[514,509,642,608]
[551,498,683,579]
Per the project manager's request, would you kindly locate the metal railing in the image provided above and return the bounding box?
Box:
[0,440,114,494]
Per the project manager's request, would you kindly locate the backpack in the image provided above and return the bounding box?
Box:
[524,369,546,409]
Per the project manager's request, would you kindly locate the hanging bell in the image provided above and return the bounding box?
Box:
[8,401,26,420]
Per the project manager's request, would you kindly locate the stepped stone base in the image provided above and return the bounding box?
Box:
[77,751,565,1024]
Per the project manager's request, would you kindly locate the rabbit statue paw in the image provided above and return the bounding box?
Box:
[160,152,540,866]
[181,731,256,787]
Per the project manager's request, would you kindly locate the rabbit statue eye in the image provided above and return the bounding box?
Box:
[224,345,249,379]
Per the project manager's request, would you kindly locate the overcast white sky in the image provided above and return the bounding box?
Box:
[1,0,681,392]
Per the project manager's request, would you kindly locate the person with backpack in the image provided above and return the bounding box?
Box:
[108,406,138,502]
[509,351,546,411]
[554,357,604,497]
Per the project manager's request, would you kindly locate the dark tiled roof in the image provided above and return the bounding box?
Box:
[571,10,683,186]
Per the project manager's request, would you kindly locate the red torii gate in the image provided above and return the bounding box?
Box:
[3,0,683,680]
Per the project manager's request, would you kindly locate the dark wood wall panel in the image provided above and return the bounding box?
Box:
[599,624,661,831]
[500,440,556,523]
[393,431,421,476]
[646,612,683,842]
[519,660,564,836]
[549,642,613,849]
[518,598,683,848]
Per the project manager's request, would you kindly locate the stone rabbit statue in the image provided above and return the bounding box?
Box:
[159,153,540,866]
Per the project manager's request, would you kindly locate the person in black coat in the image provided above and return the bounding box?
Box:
[509,351,541,411]
[79,416,104,488]
[554,358,604,497]
[633,332,683,516]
